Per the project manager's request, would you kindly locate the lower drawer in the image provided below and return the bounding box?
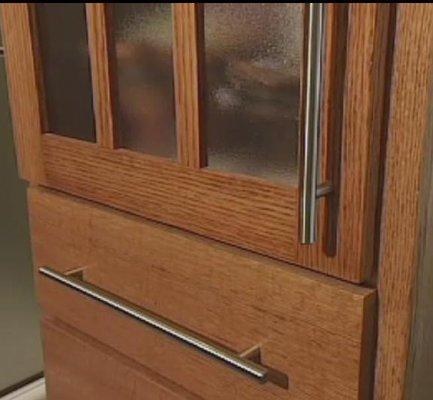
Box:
[30,188,376,400]
[42,319,196,399]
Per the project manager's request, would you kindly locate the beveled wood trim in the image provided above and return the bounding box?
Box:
[86,3,118,149]
[173,3,205,168]
[297,4,392,282]
[0,4,45,183]
[374,4,433,400]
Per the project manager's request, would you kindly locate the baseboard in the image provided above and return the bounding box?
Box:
[0,378,46,400]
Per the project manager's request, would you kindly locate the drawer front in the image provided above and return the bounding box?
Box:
[42,319,196,400]
[30,188,376,400]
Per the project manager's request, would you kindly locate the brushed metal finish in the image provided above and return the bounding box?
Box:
[38,267,269,383]
[300,3,328,245]
[316,181,333,198]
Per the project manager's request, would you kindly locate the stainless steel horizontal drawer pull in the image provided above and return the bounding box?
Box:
[39,266,272,384]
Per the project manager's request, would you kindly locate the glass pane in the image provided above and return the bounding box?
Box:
[204,3,303,185]
[35,3,96,141]
[113,3,177,159]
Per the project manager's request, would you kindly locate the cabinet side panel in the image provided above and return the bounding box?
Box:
[0,4,44,182]
[409,105,433,399]
[374,4,433,400]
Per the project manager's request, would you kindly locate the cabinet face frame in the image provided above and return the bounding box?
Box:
[1,3,391,283]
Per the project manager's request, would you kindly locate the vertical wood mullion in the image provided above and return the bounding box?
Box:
[86,4,118,149]
[173,3,206,168]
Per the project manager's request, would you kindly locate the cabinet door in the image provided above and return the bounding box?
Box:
[0,4,390,282]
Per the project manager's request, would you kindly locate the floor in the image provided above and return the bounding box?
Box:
[0,379,46,400]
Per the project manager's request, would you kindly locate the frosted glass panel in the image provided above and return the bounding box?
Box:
[114,3,177,159]
[35,3,96,141]
[204,3,303,185]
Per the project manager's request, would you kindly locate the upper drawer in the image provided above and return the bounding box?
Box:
[30,187,376,400]
[2,3,391,282]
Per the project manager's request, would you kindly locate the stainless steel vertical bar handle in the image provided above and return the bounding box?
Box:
[38,266,269,383]
[301,3,331,245]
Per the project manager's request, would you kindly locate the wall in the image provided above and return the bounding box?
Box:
[0,18,43,393]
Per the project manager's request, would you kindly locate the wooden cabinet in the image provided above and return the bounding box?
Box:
[1,3,391,283]
[31,188,375,400]
[3,3,433,400]
[42,319,194,399]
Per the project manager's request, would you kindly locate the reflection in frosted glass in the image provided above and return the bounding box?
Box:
[204,3,303,185]
[35,3,96,141]
[114,3,177,159]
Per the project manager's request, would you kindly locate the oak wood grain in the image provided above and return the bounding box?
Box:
[374,4,433,400]
[2,3,390,283]
[41,133,298,262]
[0,4,45,182]
[321,3,348,255]
[43,318,199,400]
[409,148,433,400]
[30,187,376,400]
[86,3,118,149]
[173,3,205,168]
[297,4,392,281]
